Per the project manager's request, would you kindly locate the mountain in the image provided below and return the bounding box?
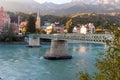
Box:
[71,0,97,5]
[0,0,40,12]
[0,0,120,15]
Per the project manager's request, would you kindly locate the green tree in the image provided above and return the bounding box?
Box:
[66,19,73,33]
[77,72,92,80]
[78,23,120,80]
[26,14,36,33]
[95,23,120,80]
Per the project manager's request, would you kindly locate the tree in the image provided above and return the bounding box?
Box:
[26,14,36,33]
[78,23,120,80]
[0,23,16,42]
[77,72,92,80]
[66,19,73,33]
[21,26,26,34]
[36,28,46,34]
[95,23,120,80]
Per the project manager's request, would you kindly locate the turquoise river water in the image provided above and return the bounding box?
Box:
[0,43,104,80]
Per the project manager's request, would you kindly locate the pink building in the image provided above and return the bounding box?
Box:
[0,7,10,31]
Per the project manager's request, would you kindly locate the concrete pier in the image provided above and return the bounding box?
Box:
[27,37,40,47]
[44,40,72,60]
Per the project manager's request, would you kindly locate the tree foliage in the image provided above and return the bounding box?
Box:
[0,23,16,42]
[36,28,46,34]
[7,11,120,29]
[26,14,36,33]
[77,72,92,80]
[95,23,120,80]
[7,12,29,23]
[71,13,120,28]
[78,22,120,80]
[41,15,70,26]
[1,23,15,40]
[66,19,73,33]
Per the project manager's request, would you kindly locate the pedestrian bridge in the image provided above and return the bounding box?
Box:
[28,34,112,60]
[29,34,112,43]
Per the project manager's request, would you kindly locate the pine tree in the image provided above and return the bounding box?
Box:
[26,14,36,33]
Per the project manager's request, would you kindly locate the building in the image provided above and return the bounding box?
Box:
[45,22,65,34]
[36,11,41,29]
[0,6,10,32]
[80,25,87,34]
[46,24,53,34]
[73,23,95,34]
[19,21,27,34]
[54,22,65,34]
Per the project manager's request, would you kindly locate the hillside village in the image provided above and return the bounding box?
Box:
[0,1,120,80]
[0,6,120,42]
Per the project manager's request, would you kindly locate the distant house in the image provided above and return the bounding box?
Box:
[73,23,95,34]
[0,7,19,34]
[73,27,77,33]
[46,25,53,34]
[54,22,64,34]
[88,23,95,33]
[45,22,65,34]
[19,21,27,34]
[0,6,10,32]
[80,25,87,34]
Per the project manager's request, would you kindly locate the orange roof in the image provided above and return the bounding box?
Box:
[20,22,27,27]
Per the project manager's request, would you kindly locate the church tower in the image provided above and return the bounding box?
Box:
[36,11,41,29]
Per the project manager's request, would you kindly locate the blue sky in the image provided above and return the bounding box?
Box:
[34,0,72,4]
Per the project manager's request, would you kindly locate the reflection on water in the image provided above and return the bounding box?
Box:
[0,43,104,80]
[79,46,86,53]
[73,45,86,54]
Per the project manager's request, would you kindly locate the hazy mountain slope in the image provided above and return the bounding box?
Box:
[0,0,39,12]
[0,0,120,15]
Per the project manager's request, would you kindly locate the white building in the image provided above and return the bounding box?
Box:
[88,23,95,33]
[80,25,87,34]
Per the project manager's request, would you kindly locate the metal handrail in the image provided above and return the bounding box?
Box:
[29,34,113,43]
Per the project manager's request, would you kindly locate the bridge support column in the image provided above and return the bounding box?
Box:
[44,40,72,60]
[27,37,40,47]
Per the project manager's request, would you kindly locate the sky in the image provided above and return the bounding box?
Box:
[34,0,72,4]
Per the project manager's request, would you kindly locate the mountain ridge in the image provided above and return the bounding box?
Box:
[0,0,120,15]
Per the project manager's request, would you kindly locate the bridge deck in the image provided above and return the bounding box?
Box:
[29,34,112,43]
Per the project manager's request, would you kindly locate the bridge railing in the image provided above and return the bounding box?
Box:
[29,34,113,43]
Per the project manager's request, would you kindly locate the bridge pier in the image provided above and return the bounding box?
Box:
[27,37,40,47]
[44,40,72,60]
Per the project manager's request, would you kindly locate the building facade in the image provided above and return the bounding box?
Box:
[0,7,10,31]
